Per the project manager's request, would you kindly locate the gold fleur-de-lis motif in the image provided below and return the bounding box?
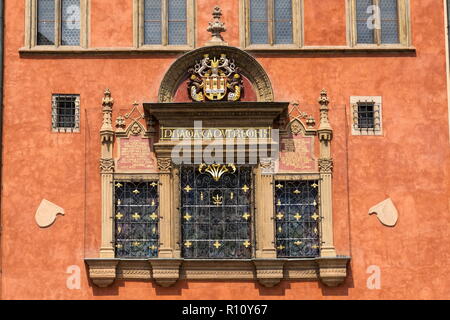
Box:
[276,183,283,189]
[132,189,140,195]
[115,244,123,249]
[293,189,301,194]
[115,212,124,220]
[132,213,141,220]
[230,192,234,200]
[276,199,282,206]
[312,244,319,249]
[115,183,123,188]
[278,226,282,233]
[132,242,141,247]
[200,192,204,201]
[241,185,250,193]
[277,245,285,250]
[311,183,318,189]
[184,241,192,248]
[293,213,302,221]
[212,194,223,206]
[198,163,236,181]
[184,185,192,193]
[150,199,156,206]
[243,240,251,248]
[150,245,157,251]
[242,212,251,220]
[183,213,192,221]
[213,241,221,249]
[312,200,317,206]
[294,241,302,246]
[311,212,319,221]
[150,182,158,188]
[117,199,121,205]
[276,212,284,220]
[314,227,318,234]
[117,226,122,233]
[152,227,156,234]
[149,212,158,220]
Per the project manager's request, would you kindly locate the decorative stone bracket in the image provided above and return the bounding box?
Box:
[85,257,350,288]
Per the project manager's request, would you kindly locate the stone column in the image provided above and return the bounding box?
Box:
[99,89,115,258]
[255,160,276,259]
[317,90,337,258]
[157,158,174,258]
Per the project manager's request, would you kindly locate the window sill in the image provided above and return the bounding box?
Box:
[244,45,416,54]
[19,46,194,55]
[85,256,350,288]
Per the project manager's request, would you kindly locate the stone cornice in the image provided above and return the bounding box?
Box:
[85,257,350,288]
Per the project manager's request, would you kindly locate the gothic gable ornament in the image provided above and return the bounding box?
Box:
[188,54,244,102]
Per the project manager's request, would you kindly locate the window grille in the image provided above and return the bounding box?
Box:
[51,94,80,132]
[180,165,253,259]
[355,0,400,45]
[274,180,321,258]
[249,0,293,45]
[37,0,81,46]
[114,181,160,258]
[351,100,382,135]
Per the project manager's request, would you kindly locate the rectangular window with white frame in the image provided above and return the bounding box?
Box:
[348,0,410,47]
[350,96,383,136]
[134,0,195,49]
[25,0,89,48]
[240,0,303,49]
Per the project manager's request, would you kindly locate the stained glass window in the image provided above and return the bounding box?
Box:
[114,181,159,258]
[37,0,56,45]
[274,180,320,258]
[249,0,293,45]
[355,0,400,45]
[143,0,187,45]
[180,165,253,259]
[61,0,81,46]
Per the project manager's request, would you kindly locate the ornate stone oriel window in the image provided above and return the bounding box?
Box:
[51,94,80,132]
[240,0,303,49]
[114,180,160,258]
[25,0,89,48]
[348,0,411,47]
[350,96,383,136]
[133,0,195,49]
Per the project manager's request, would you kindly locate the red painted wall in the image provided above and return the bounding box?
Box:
[1,0,450,299]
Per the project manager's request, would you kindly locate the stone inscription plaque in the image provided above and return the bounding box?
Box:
[117,136,156,171]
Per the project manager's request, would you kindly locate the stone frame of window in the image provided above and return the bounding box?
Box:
[350,96,383,136]
[239,0,303,50]
[51,94,80,133]
[133,0,195,50]
[24,0,90,49]
[347,0,411,47]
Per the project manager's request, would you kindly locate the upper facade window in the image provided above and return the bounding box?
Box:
[134,0,195,49]
[348,0,411,47]
[25,0,89,48]
[240,0,302,49]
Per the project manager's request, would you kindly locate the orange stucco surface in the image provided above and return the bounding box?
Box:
[1,0,450,299]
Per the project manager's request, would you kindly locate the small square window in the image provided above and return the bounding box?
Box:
[351,96,383,135]
[52,94,80,132]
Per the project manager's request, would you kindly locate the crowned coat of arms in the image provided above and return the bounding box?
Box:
[188,54,244,102]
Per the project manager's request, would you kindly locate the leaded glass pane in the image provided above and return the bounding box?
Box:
[114,181,159,258]
[168,0,187,45]
[250,0,269,44]
[356,0,375,44]
[61,0,80,46]
[37,0,55,45]
[144,0,162,45]
[274,0,293,44]
[181,165,252,259]
[380,0,399,44]
[275,180,320,258]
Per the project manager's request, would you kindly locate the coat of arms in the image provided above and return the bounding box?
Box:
[188,54,244,102]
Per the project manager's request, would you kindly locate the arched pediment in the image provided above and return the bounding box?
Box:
[158,46,274,103]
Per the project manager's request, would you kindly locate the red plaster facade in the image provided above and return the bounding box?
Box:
[1,0,450,300]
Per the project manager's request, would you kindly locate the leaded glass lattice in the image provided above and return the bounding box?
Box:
[380,0,400,44]
[114,181,159,258]
[356,0,375,44]
[61,0,81,46]
[274,0,293,44]
[181,165,253,259]
[144,0,162,45]
[250,0,269,44]
[168,0,187,45]
[274,180,320,258]
[37,0,56,45]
